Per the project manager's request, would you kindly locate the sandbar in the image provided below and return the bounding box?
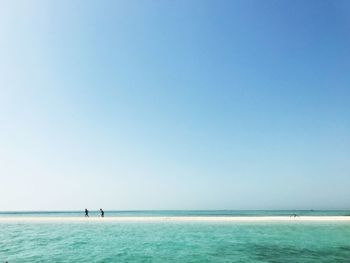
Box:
[0,216,349,223]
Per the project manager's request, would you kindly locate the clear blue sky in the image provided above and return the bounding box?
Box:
[1,0,349,211]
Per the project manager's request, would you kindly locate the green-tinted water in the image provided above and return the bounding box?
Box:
[1,221,350,262]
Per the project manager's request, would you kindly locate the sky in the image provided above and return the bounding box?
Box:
[0,0,350,211]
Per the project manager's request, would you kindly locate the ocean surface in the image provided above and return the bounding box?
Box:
[1,211,350,262]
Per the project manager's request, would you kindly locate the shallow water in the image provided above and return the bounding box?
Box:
[1,220,350,262]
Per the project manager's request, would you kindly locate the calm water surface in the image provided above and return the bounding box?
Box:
[1,218,350,262]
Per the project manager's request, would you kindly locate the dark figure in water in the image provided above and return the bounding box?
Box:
[100,208,104,217]
[85,208,89,217]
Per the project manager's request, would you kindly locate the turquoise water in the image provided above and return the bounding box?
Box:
[1,220,350,262]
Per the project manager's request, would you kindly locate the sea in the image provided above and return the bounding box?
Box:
[1,210,350,262]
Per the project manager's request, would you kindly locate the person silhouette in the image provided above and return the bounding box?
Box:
[85,208,89,217]
[100,208,104,217]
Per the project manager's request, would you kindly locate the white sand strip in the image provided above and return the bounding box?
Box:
[0,216,349,223]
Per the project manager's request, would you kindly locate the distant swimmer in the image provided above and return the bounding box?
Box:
[100,208,104,217]
[85,208,89,217]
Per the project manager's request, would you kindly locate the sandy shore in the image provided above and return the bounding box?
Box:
[0,216,349,223]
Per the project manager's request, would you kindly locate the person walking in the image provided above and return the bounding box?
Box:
[100,208,104,217]
[85,208,89,217]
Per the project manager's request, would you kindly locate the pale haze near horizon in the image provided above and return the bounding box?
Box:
[1,0,350,211]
